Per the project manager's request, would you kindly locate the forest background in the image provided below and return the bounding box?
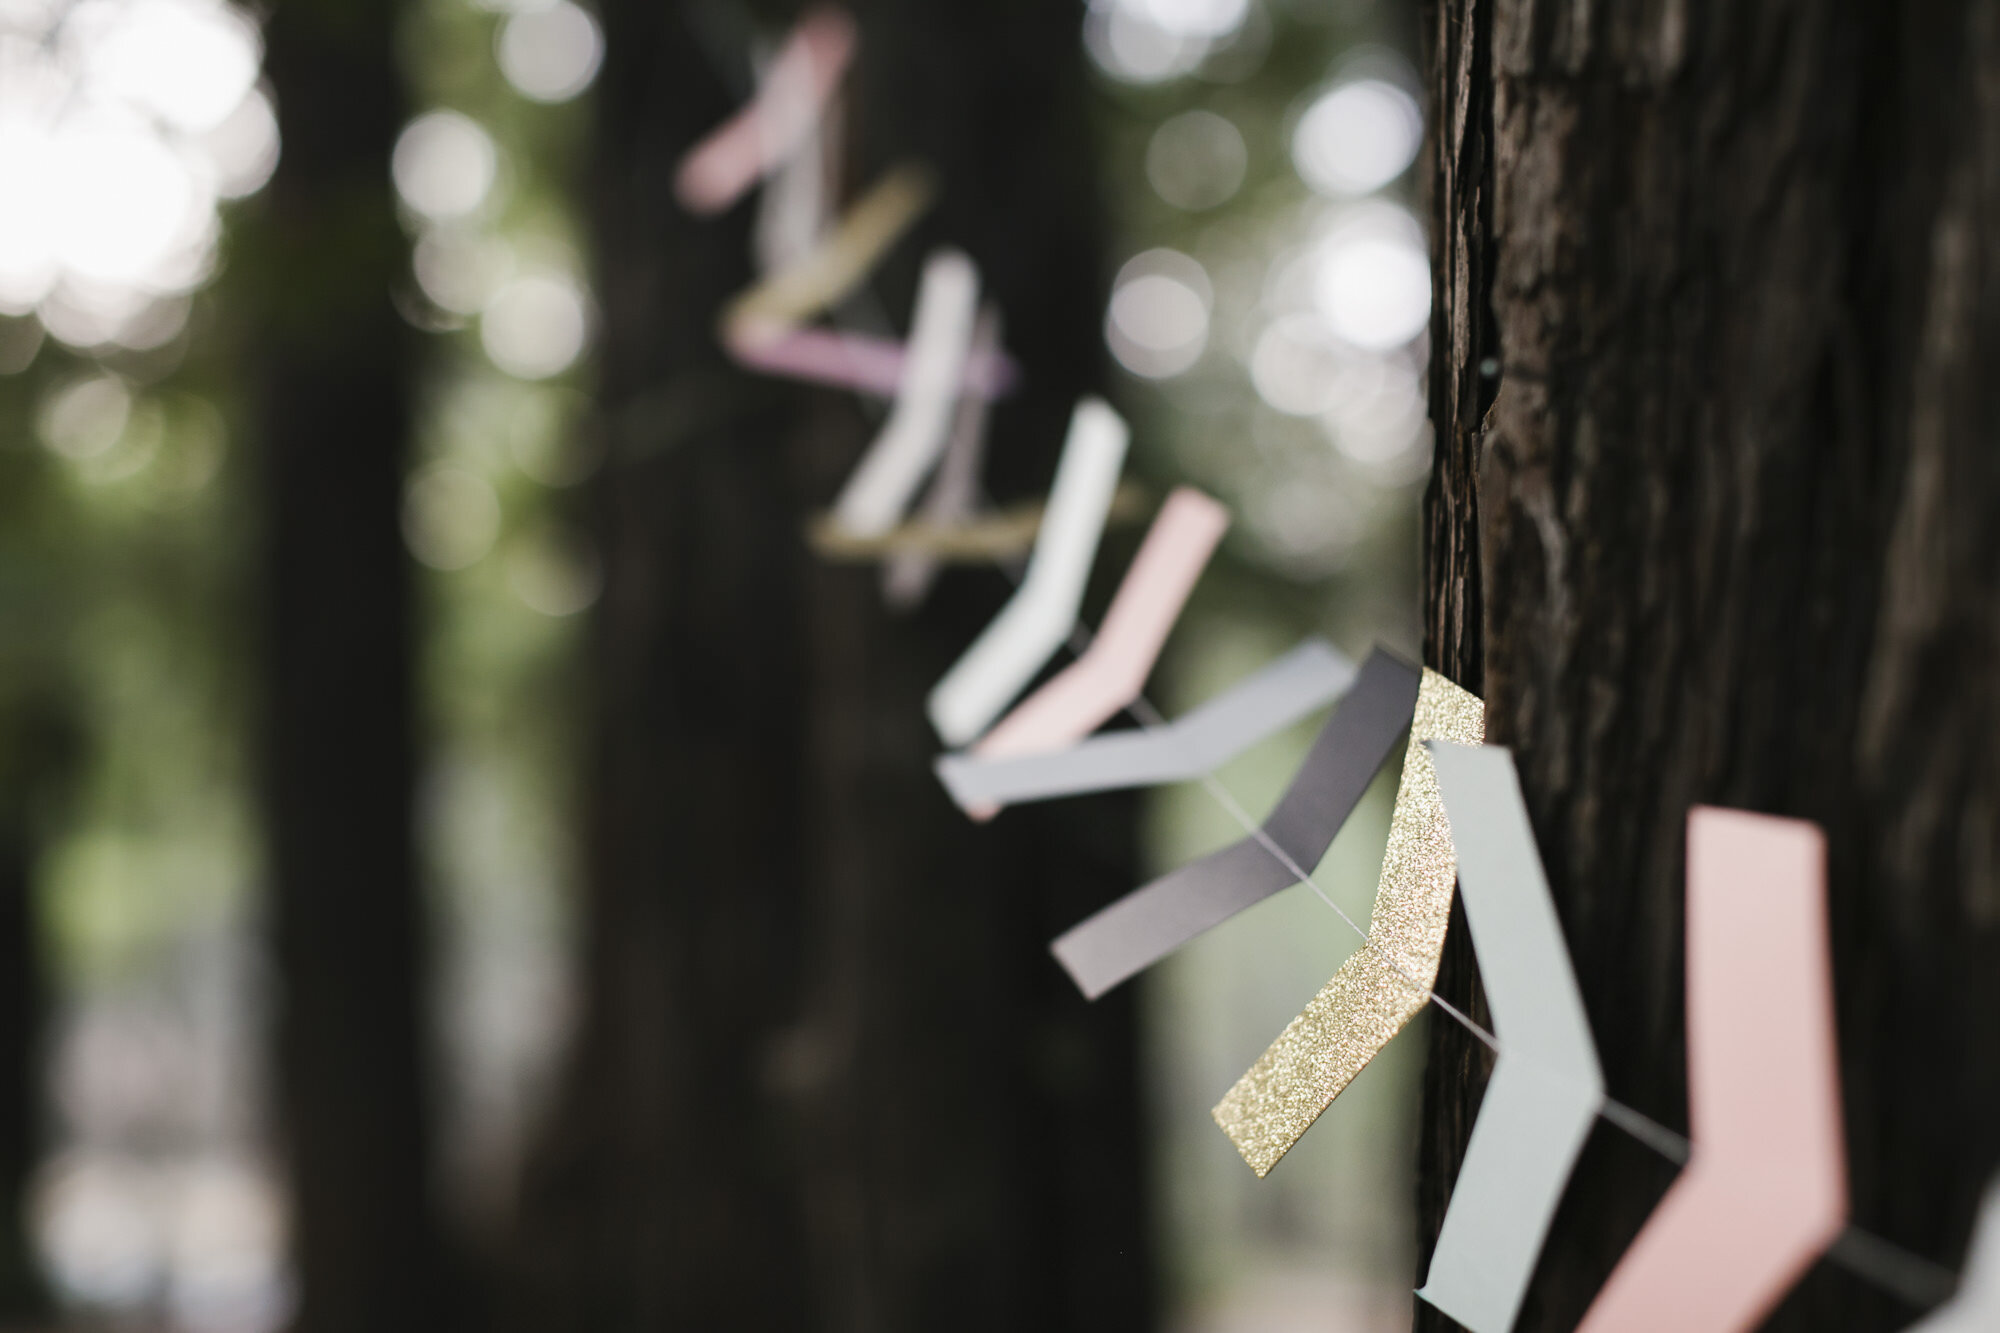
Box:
[0,0,1443,1328]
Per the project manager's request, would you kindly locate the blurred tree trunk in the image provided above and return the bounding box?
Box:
[0,830,42,1323]
[0,696,62,1323]
[253,1,454,1327]
[1418,2,2000,1329]
[0,831,42,1321]
[0,405,71,1324]
[505,1,1153,1329]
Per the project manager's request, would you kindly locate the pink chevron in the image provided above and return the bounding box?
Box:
[675,7,858,216]
[962,486,1229,821]
[724,323,1018,399]
[1576,807,1847,1332]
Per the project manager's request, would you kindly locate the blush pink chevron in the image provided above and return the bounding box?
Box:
[724,323,1018,400]
[960,486,1228,821]
[674,7,858,216]
[1575,807,1847,1333]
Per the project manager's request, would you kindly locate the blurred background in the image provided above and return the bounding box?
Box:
[0,0,1434,1326]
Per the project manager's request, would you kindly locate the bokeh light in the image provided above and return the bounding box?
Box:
[392,111,498,222]
[52,113,206,286]
[1083,0,1252,84]
[77,0,261,133]
[1144,0,1249,40]
[34,1153,160,1308]
[38,373,132,460]
[496,2,603,104]
[0,121,60,309]
[164,1159,290,1330]
[1106,247,1211,379]
[1249,312,1347,416]
[1292,77,1425,196]
[0,0,271,351]
[200,87,280,199]
[1147,109,1248,211]
[34,1152,289,1325]
[413,227,515,317]
[480,272,588,379]
[1311,202,1430,350]
[404,463,503,571]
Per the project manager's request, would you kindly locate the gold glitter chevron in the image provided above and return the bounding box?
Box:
[1212,667,1485,1176]
[722,164,935,338]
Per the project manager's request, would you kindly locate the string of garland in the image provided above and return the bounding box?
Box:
[669,9,1989,1330]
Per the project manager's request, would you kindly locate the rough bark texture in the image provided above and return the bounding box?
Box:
[504,2,1153,1328]
[1419,1,2000,1329]
[254,1,453,1326]
[1415,3,1498,1322]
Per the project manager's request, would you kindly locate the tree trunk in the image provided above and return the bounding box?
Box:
[0,424,72,1324]
[0,712,58,1324]
[252,1,453,1325]
[1418,2,2000,1329]
[504,1,1153,1328]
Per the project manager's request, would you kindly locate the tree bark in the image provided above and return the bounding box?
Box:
[1419,2,2000,1329]
[505,1,1152,1329]
[252,1,453,1326]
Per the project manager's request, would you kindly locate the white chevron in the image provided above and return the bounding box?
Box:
[926,397,1128,746]
[1418,742,1605,1333]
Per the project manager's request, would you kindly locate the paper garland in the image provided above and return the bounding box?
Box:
[883,305,1007,607]
[935,638,1357,809]
[808,483,1147,563]
[748,45,840,276]
[719,164,935,341]
[673,6,858,216]
[673,19,1975,1319]
[1575,808,1847,1332]
[1906,1181,1999,1331]
[927,398,1129,746]
[1213,668,1483,1177]
[958,486,1229,819]
[1418,742,1604,1333]
[728,321,1018,400]
[1050,647,1419,1000]
[829,248,981,537]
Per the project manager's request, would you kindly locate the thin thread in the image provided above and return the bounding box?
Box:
[1829,1226,1962,1310]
